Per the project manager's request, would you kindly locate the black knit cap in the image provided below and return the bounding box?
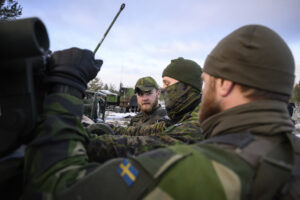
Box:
[162,57,202,91]
[203,25,295,96]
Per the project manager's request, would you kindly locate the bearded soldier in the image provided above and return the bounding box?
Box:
[128,76,167,126]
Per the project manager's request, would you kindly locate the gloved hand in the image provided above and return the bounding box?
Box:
[87,123,115,136]
[46,47,102,97]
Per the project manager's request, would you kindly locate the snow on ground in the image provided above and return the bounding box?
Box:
[294,124,300,138]
[105,111,137,127]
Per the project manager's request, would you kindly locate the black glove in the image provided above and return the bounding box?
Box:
[46,47,102,97]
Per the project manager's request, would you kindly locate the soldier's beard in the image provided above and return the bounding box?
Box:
[139,96,158,113]
[199,80,222,123]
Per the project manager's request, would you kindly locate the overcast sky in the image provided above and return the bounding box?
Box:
[19,0,300,89]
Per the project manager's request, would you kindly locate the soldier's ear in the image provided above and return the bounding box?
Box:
[157,89,161,97]
[218,79,234,97]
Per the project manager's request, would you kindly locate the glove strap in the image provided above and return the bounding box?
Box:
[49,85,84,99]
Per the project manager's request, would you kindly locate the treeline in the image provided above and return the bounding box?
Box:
[87,77,121,94]
[0,0,22,20]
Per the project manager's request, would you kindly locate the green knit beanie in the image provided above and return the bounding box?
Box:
[162,57,203,91]
[203,25,295,96]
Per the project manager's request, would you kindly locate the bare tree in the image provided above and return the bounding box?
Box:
[87,77,103,92]
[0,0,22,20]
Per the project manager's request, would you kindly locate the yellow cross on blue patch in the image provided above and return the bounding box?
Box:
[117,159,139,186]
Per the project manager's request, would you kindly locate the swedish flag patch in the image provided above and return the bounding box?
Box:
[117,159,139,186]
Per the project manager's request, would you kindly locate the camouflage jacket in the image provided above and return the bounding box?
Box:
[128,104,167,127]
[23,94,296,199]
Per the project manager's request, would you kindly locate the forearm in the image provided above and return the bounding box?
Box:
[24,93,98,197]
[87,134,181,163]
[113,121,167,136]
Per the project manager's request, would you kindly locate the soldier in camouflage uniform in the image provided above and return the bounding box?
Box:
[87,58,203,162]
[125,76,166,127]
[24,25,299,199]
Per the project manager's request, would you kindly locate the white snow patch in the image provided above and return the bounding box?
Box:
[105,111,137,127]
[100,90,118,96]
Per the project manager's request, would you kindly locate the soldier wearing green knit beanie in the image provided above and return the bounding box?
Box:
[162,57,202,123]
[199,24,295,125]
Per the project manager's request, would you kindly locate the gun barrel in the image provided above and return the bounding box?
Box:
[94,3,126,54]
[0,17,49,59]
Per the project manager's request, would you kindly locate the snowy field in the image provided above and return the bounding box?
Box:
[294,124,300,138]
[105,111,137,127]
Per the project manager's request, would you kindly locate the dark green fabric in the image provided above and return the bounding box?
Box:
[201,100,294,138]
[134,147,186,177]
[161,82,201,122]
[157,145,227,200]
[162,57,203,91]
[134,76,159,93]
[193,143,255,199]
[199,100,296,200]
[201,133,294,199]
[203,25,295,96]
[252,141,293,199]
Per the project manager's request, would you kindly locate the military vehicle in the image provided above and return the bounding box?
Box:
[101,89,119,108]
[101,87,138,113]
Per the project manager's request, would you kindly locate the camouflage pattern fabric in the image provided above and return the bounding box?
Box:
[23,93,295,199]
[112,104,168,136]
[87,104,203,163]
[87,134,180,163]
[162,103,203,143]
[128,104,167,127]
[162,82,201,122]
[112,120,168,136]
